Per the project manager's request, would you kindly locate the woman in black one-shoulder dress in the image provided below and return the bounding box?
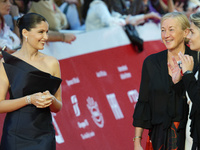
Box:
[0,13,62,150]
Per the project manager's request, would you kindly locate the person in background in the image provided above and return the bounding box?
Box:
[29,0,76,43]
[0,0,21,56]
[4,0,40,38]
[129,0,168,24]
[0,13,62,150]
[83,0,127,31]
[110,0,162,26]
[163,0,199,18]
[3,0,76,44]
[169,12,200,150]
[29,0,68,31]
[132,12,197,150]
[152,0,175,14]
[55,0,85,30]
[4,1,21,38]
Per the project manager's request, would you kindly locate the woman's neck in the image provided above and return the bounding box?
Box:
[18,44,39,60]
[168,44,185,60]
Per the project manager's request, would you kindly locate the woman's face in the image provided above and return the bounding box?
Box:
[0,0,11,16]
[26,21,49,50]
[161,17,187,51]
[187,22,200,52]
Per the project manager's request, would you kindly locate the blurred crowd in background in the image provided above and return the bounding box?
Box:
[1,0,200,54]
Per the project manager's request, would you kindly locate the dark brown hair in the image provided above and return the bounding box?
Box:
[17,13,47,39]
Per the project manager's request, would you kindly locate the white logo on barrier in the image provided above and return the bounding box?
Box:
[117,65,132,80]
[81,131,95,140]
[96,70,107,78]
[77,119,89,129]
[52,113,64,144]
[127,90,139,103]
[87,97,104,128]
[71,95,81,117]
[66,77,80,86]
[117,65,128,72]
[106,93,124,120]
[120,72,132,80]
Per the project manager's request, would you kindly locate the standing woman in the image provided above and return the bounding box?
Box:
[132,12,197,150]
[175,12,200,150]
[0,13,62,150]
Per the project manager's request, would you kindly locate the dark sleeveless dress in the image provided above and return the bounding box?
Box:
[0,51,62,150]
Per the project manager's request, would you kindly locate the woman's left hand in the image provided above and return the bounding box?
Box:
[178,52,194,73]
[42,90,56,104]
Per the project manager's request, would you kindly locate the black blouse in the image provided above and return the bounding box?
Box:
[133,45,197,130]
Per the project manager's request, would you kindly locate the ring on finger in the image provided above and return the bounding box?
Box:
[42,95,46,99]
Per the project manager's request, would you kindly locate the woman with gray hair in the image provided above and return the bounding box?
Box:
[133,12,198,150]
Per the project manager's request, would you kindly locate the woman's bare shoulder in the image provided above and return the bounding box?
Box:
[41,53,59,65]
[41,53,60,76]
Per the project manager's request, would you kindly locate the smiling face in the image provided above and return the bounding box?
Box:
[24,21,49,50]
[187,22,200,52]
[161,17,188,51]
[0,0,11,16]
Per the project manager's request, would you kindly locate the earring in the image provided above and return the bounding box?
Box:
[25,36,27,42]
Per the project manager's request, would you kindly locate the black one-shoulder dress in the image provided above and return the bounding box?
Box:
[0,51,62,150]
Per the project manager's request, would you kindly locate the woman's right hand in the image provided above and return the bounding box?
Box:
[30,92,54,108]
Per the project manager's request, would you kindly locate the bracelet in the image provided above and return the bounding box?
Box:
[133,136,142,141]
[26,96,32,105]
[183,70,193,76]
